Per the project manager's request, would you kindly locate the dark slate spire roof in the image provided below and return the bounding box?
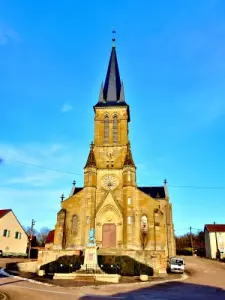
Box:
[124,142,135,167]
[84,142,96,168]
[103,46,122,102]
[94,43,130,121]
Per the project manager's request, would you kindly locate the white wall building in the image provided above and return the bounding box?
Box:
[204,224,225,259]
[0,209,28,256]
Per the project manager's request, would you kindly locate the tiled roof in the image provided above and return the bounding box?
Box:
[138,187,166,199]
[205,224,225,232]
[45,230,55,244]
[0,209,11,218]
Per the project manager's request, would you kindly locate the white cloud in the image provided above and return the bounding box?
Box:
[0,24,20,46]
[61,103,73,113]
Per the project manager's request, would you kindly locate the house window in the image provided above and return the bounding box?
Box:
[3,229,10,237]
[128,197,131,205]
[141,216,148,233]
[104,115,109,144]
[15,232,21,239]
[113,115,118,143]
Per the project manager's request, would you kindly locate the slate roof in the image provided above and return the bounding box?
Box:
[138,187,166,199]
[0,209,11,218]
[94,45,130,121]
[205,224,225,233]
[45,230,55,244]
[71,187,83,196]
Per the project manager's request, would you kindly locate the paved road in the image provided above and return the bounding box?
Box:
[0,257,225,299]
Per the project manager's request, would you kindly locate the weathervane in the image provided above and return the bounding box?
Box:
[112,28,116,47]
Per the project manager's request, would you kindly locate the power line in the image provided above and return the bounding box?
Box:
[1,157,225,190]
[1,158,83,176]
[168,184,225,190]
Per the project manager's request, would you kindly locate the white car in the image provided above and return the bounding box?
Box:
[168,257,185,273]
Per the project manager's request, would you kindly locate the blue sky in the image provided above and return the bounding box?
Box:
[1,0,225,235]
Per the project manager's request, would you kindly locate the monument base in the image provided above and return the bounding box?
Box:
[76,245,103,274]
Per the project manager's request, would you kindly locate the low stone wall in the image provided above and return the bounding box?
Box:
[123,250,167,275]
[37,249,81,270]
[38,248,166,275]
[7,261,38,273]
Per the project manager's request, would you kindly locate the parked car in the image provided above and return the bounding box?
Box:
[168,257,185,273]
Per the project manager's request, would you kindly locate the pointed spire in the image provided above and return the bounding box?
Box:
[98,82,105,103]
[103,46,121,102]
[84,142,96,168]
[118,81,125,103]
[124,142,135,167]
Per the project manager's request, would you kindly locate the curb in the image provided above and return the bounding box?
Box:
[0,268,189,290]
[0,292,7,300]
[0,268,54,287]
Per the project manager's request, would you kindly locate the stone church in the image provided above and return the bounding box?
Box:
[50,41,176,272]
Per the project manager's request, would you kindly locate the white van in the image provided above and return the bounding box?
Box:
[168,257,185,273]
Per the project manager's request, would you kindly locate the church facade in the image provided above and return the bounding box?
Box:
[51,42,176,272]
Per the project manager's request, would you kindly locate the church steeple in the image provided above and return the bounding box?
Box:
[94,34,128,107]
[103,45,123,102]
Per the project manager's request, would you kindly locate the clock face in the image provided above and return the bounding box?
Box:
[102,175,118,190]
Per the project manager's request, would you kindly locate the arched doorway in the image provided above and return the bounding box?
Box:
[102,223,116,248]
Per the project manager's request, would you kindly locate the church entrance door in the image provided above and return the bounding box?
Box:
[102,223,116,248]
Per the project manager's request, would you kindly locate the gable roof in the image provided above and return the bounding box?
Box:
[0,209,28,238]
[0,209,11,218]
[138,187,166,199]
[45,230,55,244]
[205,224,225,233]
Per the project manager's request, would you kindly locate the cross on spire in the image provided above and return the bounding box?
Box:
[60,193,65,202]
[72,180,76,186]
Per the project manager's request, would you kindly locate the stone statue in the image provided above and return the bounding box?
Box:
[88,228,96,246]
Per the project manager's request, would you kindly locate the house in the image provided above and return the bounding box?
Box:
[45,229,55,250]
[204,224,225,259]
[0,209,28,256]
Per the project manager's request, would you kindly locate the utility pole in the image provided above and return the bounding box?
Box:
[28,219,36,259]
[190,226,194,255]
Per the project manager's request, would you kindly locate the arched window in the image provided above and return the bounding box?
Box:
[141,215,148,233]
[113,115,118,143]
[104,115,109,144]
[72,215,78,234]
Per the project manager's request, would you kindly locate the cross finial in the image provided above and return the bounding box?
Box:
[60,193,65,202]
[72,180,76,186]
[164,178,167,185]
[90,141,94,149]
[112,28,116,47]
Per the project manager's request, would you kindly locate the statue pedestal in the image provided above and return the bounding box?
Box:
[78,245,103,274]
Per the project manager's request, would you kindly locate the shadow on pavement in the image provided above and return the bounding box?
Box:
[79,281,225,300]
[0,279,25,286]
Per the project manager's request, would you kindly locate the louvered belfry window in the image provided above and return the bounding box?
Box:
[104,115,109,144]
[113,115,118,143]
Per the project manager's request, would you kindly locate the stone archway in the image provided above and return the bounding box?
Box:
[102,223,116,248]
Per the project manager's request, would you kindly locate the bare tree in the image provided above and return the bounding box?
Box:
[37,227,51,246]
